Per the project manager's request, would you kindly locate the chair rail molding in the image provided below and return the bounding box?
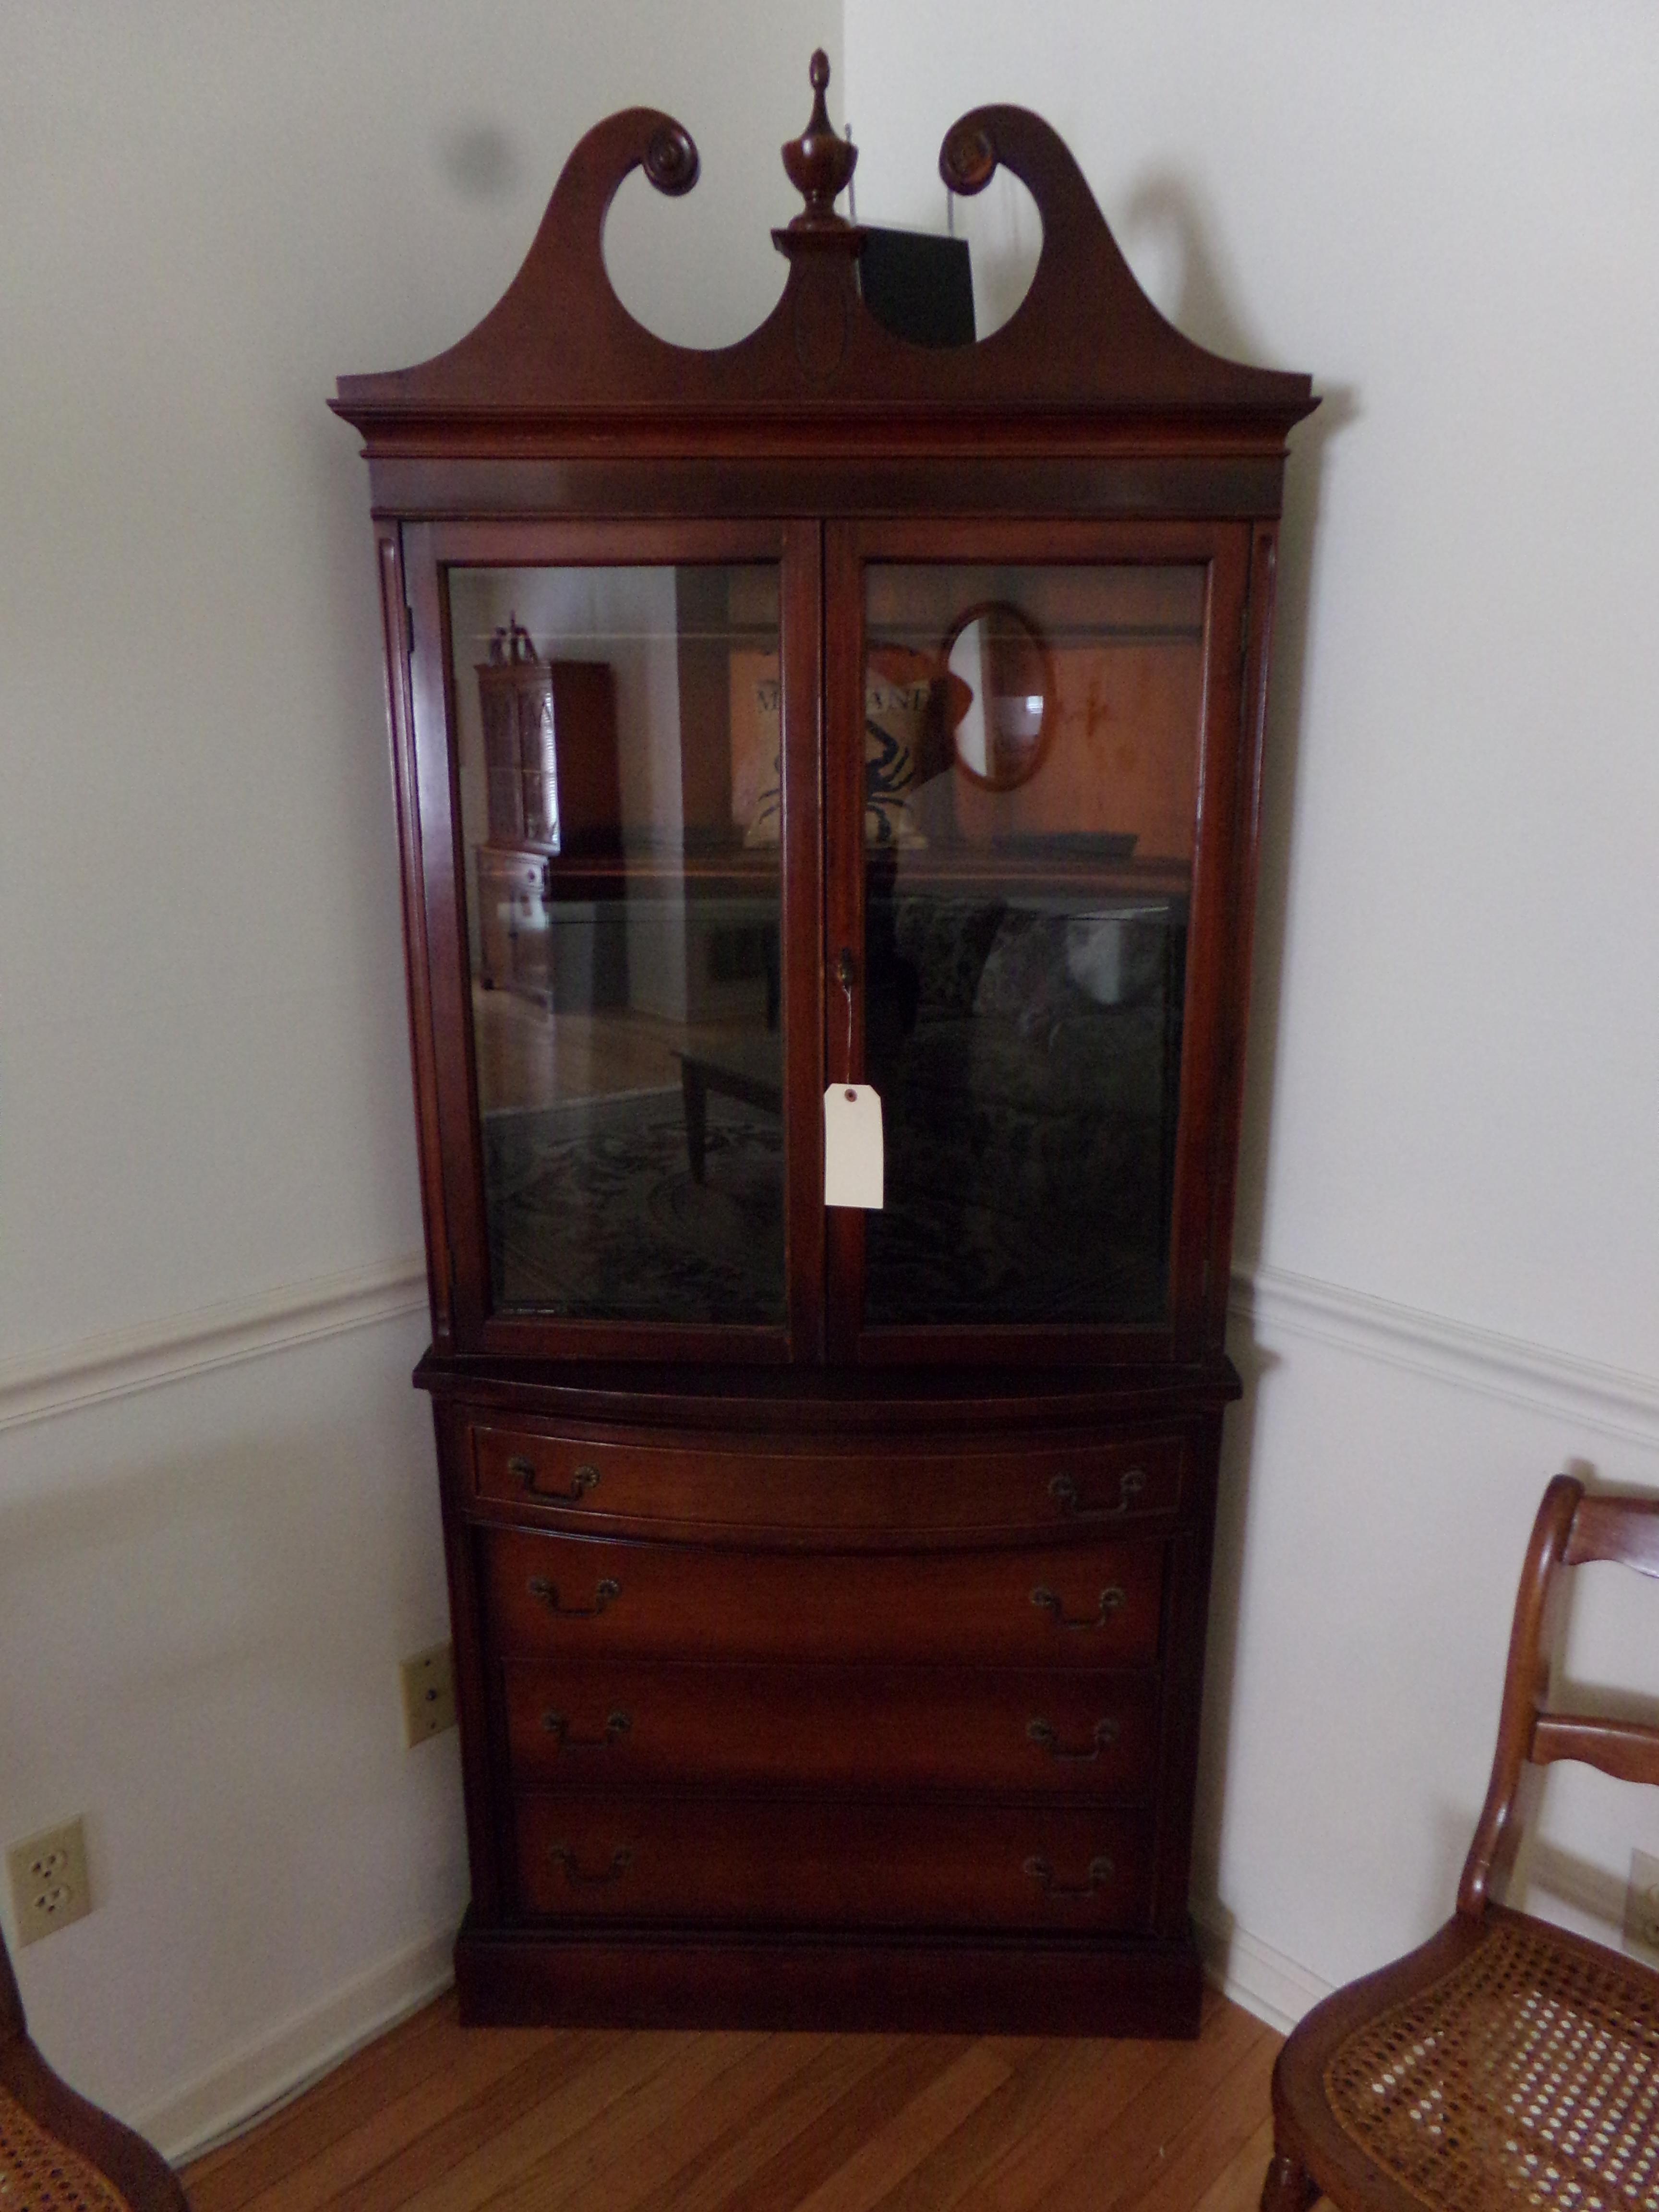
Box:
[1232,1264,1659,1449]
[0,1259,429,1434]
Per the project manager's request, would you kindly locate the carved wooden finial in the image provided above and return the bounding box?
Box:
[781,48,858,233]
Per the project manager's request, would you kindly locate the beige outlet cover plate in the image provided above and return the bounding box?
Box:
[6,1818,91,1947]
[400,1642,457,1747]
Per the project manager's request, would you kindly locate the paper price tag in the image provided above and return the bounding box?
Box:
[823,1083,884,1209]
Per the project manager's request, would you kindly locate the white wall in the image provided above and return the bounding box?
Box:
[847,0,1659,2015]
[0,0,837,2145]
[7,0,1657,2138]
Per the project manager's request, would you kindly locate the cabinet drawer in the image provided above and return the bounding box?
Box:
[482,1529,1166,1668]
[501,1659,1159,1802]
[470,1425,1181,1537]
[513,1792,1155,1933]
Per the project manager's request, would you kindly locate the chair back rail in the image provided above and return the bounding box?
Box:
[1565,1493,1659,1576]
[1459,1475,1659,1916]
[1531,1712,1659,1785]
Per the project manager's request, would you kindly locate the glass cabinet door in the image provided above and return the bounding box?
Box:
[443,556,792,1330]
[844,551,1220,1342]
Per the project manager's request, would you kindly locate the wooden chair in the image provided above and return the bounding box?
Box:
[1,1925,189,2211]
[1263,1474,1659,2212]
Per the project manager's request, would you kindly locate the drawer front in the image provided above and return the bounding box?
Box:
[513,1792,1155,1933]
[501,1658,1159,1802]
[483,1529,1166,1670]
[471,1424,1182,1538]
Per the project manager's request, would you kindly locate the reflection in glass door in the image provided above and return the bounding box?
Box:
[447,564,785,1323]
[859,563,1206,1327]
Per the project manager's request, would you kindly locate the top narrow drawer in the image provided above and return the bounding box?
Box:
[469,1425,1182,1540]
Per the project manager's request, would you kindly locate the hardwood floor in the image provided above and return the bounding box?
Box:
[181,1988,1279,2212]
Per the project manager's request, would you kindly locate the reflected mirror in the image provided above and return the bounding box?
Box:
[944,601,1053,790]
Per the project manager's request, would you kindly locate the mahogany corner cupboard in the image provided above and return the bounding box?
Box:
[332,54,1315,2033]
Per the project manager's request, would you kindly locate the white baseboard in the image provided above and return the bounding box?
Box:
[132,1929,454,2167]
[1232,1262,1659,1449]
[1194,1907,1332,2036]
[0,1257,428,1433]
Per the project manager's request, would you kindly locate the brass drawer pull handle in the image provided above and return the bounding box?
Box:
[541,1709,631,1748]
[1023,1853,1115,1901]
[1048,1467,1146,1520]
[1030,1585,1125,1631]
[508,1455,601,1503]
[527,1575,621,1619]
[1027,1717,1119,1761]
[548,1843,633,1888]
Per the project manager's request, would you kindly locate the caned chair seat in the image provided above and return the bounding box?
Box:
[0,2078,142,2210]
[1264,1479,1659,2212]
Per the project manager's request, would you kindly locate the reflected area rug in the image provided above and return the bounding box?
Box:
[483,1087,785,1323]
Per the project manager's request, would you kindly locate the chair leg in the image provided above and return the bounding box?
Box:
[1261,2149,1319,2212]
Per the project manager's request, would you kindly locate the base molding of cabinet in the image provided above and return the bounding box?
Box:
[453,1911,1204,2037]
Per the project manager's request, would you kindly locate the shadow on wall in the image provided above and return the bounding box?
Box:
[438,122,525,202]
[1109,170,1357,1936]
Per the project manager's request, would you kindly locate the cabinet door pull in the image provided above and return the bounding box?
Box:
[541,1709,631,1749]
[527,1575,621,1618]
[1030,1585,1125,1631]
[548,1843,633,1887]
[509,1454,601,1503]
[1026,1716,1119,1761]
[1022,1852,1114,1901]
[1048,1467,1146,1520]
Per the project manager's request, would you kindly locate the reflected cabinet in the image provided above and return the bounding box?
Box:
[334,56,1314,2032]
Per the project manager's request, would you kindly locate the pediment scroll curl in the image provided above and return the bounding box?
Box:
[332,51,1315,432]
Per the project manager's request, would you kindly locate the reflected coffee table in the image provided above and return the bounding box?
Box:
[672,1032,783,1183]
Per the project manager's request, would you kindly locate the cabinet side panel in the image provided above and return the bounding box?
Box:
[376,524,450,1346]
[433,1399,504,1923]
[1205,523,1279,1349]
[1165,529,1252,1361]
[405,522,491,1341]
[1148,1413,1223,1938]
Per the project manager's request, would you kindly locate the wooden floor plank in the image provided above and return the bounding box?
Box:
[182,1990,1282,2212]
[715,2039,981,2212]
[1040,2018,1279,2212]
[484,2032,839,2212]
[380,2032,689,2212]
[625,2036,911,2212]
[259,2030,625,2212]
[867,2037,1138,2212]
[1188,2114,1277,2212]
[960,2003,1270,2212]
[474,2031,775,2212]
[787,2041,1015,2212]
[184,1999,479,2212]
[226,2020,588,2212]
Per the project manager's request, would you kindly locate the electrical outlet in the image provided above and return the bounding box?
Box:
[1625,1850,1659,1958]
[6,1818,92,1947]
[400,1642,457,1747]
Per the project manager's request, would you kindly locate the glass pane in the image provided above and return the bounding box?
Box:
[448,565,785,1323]
[861,563,1204,1327]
